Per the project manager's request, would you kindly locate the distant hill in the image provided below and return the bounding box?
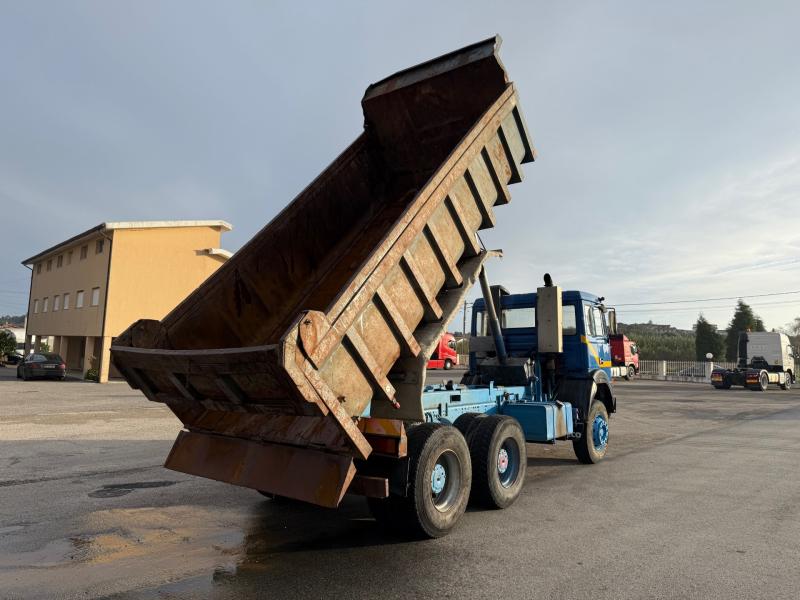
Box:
[618,322,695,361]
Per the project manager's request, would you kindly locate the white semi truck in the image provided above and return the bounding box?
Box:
[711,332,795,391]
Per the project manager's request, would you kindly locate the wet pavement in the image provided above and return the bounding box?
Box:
[1,367,799,599]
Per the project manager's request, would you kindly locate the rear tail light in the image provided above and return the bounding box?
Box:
[29,363,40,369]
[60,363,66,369]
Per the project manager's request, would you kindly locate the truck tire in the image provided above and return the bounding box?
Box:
[468,415,526,509]
[453,412,483,441]
[369,423,471,538]
[780,373,792,390]
[757,371,769,392]
[444,359,452,370]
[626,365,635,380]
[573,400,609,464]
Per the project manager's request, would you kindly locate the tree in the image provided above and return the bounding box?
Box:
[695,315,724,361]
[0,329,16,360]
[784,317,800,348]
[725,300,766,361]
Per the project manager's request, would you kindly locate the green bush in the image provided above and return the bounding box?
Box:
[84,356,99,382]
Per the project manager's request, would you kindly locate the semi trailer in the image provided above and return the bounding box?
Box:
[110,36,614,538]
[711,332,795,391]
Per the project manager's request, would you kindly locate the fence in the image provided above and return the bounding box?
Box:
[639,360,798,383]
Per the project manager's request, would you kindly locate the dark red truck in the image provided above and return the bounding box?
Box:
[610,333,639,380]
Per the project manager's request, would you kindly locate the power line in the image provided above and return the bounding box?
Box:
[615,290,800,307]
[621,299,800,314]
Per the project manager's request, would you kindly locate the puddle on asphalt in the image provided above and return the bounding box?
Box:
[88,480,177,498]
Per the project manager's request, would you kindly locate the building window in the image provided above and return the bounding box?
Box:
[54,295,60,311]
[43,297,49,312]
[91,287,100,306]
[63,293,70,310]
[33,299,39,314]
[96,239,104,254]
[80,245,88,260]
[67,250,73,265]
[36,264,41,274]
[57,255,63,268]
[76,290,85,308]
[47,259,52,272]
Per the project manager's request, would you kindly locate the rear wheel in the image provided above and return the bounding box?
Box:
[758,371,769,391]
[369,423,471,538]
[780,372,792,390]
[573,400,609,464]
[453,412,483,441]
[468,415,526,509]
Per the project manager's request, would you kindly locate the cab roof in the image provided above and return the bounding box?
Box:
[473,290,602,310]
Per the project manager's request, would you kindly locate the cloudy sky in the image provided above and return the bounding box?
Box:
[1,1,798,330]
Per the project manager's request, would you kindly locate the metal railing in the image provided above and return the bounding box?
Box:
[639,360,798,382]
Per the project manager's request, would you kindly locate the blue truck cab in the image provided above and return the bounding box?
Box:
[419,276,617,466]
[472,289,615,380]
[404,275,619,528]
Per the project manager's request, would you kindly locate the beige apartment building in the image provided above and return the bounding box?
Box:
[22,221,232,382]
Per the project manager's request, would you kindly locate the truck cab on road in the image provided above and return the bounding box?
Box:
[711,331,795,391]
[428,333,459,370]
[610,333,639,380]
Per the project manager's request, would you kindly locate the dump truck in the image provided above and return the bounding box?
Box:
[110,36,612,539]
[711,332,795,391]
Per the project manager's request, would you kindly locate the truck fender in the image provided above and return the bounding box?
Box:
[558,371,616,423]
[590,369,616,416]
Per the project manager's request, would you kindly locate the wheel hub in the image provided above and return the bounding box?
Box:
[431,463,446,495]
[592,414,608,450]
[497,448,509,474]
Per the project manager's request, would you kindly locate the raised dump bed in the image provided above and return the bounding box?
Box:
[111,36,535,508]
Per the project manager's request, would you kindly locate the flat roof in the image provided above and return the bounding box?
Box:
[21,220,232,265]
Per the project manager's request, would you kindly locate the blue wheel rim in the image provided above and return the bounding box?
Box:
[592,414,608,451]
[430,450,461,511]
[431,463,446,495]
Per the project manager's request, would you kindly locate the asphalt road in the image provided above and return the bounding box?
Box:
[1,365,799,599]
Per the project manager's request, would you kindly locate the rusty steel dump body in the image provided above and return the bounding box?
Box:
[111,36,535,508]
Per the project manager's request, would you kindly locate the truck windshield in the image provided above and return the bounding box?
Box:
[584,304,596,336]
[593,306,606,336]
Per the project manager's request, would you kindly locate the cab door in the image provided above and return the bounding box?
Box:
[582,303,612,377]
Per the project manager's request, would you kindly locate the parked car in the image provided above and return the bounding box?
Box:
[677,365,707,378]
[3,351,23,365]
[17,353,66,381]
